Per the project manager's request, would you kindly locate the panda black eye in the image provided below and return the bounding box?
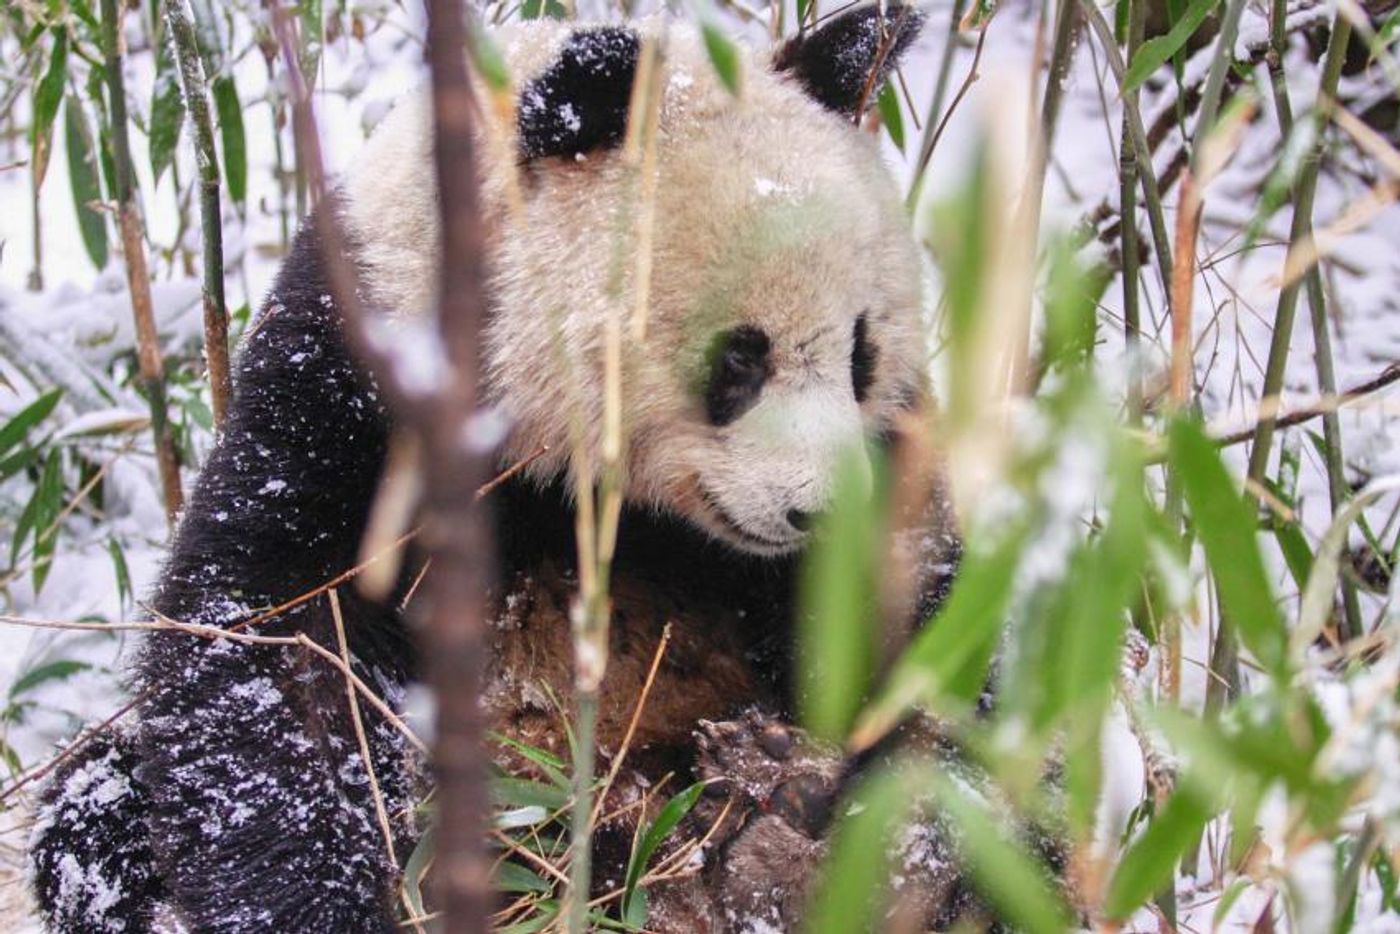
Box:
[851,312,877,403]
[704,326,771,426]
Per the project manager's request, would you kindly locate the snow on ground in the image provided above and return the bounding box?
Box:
[1,0,1398,930]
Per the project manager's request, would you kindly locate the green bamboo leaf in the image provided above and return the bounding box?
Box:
[1049,448,1147,726]
[1168,417,1288,679]
[107,537,131,609]
[491,776,569,811]
[1103,783,1215,919]
[1121,0,1221,93]
[933,773,1073,934]
[212,75,245,206]
[500,902,559,934]
[799,449,883,741]
[851,526,1025,750]
[30,28,68,186]
[0,389,63,457]
[519,0,567,19]
[1272,518,1314,592]
[469,29,512,91]
[29,452,65,594]
[493,860,550,894]
[491,731,570,788]
[10,660,91,699]
[805,769,911,933]
[65,96,109,270]
[150,25,186,186]
[877,83,904,152]
[402,825,434,917]
[620,782,705,920]
[701,22,741,96]
[1293,477,1400,661]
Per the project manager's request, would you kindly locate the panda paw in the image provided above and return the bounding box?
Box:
[693,709,845,840]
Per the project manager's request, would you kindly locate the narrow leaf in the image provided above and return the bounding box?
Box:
[1103,784,1215,919]
[0,389,63,457]
[852,527,1024,750]
[701,22,741,96]
[10,660,91,699]
[933,773,1073,934]
[65,96,109,270]
[1122,0,1221,93]
[30,29,68,186]
[1169,417,1287,678]
[799,449,882,741]
[877,83,904,152]
[804,769,910,933]
[621,782,705,919]
[212,75,246,206]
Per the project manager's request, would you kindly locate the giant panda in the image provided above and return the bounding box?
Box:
[28,8,967,932]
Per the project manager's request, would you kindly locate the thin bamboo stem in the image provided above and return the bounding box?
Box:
[164,0,232,428]
[1077,0,1174,302]
[1210,13,1357,714]
[1189,0,1248,175]
[1119,0,1145,425]
[1266,0,1363,644]
[908,0,968,196]
[102,0,184,526]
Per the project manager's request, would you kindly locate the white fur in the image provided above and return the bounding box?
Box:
[342,20,926,555]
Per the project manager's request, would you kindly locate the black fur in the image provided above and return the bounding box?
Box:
[773,3,925,116]
[517,26,640,160]
[703,326,773,427]
[29,732,164,932]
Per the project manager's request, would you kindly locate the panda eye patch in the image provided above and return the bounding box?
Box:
[704,326,771,426]
[851,312,877,403]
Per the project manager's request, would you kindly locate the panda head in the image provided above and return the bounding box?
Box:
[346,5,928,557]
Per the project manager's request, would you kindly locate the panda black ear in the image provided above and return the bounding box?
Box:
[517,27,641,161]
[772,3,925,118]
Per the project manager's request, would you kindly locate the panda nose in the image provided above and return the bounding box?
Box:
[786,509,815,532]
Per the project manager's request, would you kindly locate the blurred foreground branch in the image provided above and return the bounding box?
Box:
[272,0,495,928]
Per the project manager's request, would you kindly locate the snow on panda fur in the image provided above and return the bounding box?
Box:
[28,8,968,932]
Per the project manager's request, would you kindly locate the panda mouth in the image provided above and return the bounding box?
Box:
[697,487,802,554]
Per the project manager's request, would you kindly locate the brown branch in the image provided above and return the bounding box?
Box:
[418,1,496,927]
[102,0,183,525]
[909,20,989,195]
[1213,363,1400,449]
[273,1,496,928]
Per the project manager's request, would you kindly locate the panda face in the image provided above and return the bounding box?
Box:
[643,187,922,556]
[342,8,927,557]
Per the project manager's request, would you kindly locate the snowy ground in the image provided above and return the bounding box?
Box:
[1,1,1398,929]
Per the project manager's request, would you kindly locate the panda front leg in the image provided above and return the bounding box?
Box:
[136,605,414,934]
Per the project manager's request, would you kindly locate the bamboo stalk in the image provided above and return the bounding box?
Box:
[1266,0,1363,644]
[102,0,184,526]
[1077,1,1174,302]
[28,169,42,291]
[1190,0,1248,175]
[164,0,232,428]
[1207,13,1357,715]
[1119,0,1145,425]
